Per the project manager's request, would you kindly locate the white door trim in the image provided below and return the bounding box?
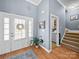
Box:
[50,14,60,52]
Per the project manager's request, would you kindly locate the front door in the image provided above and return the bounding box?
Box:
[0,12,33,55]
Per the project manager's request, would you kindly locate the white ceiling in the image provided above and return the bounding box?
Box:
[25,0,79,9]
[26,0,42,6]
[59,0,79,9]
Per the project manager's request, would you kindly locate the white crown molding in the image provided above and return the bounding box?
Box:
[57,0,66,9]
[26,0,42,6]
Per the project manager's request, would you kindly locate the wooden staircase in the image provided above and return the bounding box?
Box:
[62,32,79,52]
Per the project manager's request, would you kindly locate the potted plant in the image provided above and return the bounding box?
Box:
[30,37,44,48]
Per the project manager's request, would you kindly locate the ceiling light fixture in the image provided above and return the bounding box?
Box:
[41,11,45,14]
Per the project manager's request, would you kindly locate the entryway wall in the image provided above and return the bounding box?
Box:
[66,9,79,30]
[0,0,38,37]
[49,0,66,51]
[37,0,66,53]
[49,0,65,41]
[0,0,38,54]
[0,0,66,53]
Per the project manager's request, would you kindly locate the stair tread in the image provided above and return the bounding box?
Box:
[64,37,79,43]
[62,43,79,52]
[64,36,79,40]
[62,42,79,49]
[65,34,79,38]
[66,32,79,35]
[63,39,79,44]
[63,39,79,47]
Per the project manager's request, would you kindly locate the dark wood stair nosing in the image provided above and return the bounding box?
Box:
[63,39,79,48]
[64,37,79,40]
[65,35,79,38]
[66,33,79,35]
[63,38,79,43]
[63,39,79,45]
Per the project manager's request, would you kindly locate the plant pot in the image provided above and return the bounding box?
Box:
[35,45,39,48]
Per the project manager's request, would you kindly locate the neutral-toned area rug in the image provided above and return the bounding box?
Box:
[8,50,38,59]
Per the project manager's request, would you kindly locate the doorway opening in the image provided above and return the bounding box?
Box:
[50,14,60,50]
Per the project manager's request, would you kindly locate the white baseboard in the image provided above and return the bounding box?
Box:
[0,45,30,55]
[40,45,51,53]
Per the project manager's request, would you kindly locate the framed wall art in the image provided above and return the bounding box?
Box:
[70,14,79,21]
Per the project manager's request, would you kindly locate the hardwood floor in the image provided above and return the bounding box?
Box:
[0,45,79,59]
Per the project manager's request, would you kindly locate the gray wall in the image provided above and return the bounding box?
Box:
[37,0,65,50]
[66,9,79,30]
[49,0,65,41]
[37,0,50,50]
[0,0,38,37]
[0,12,31,54]
[0,0,66,52]
[0,0,38,54]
